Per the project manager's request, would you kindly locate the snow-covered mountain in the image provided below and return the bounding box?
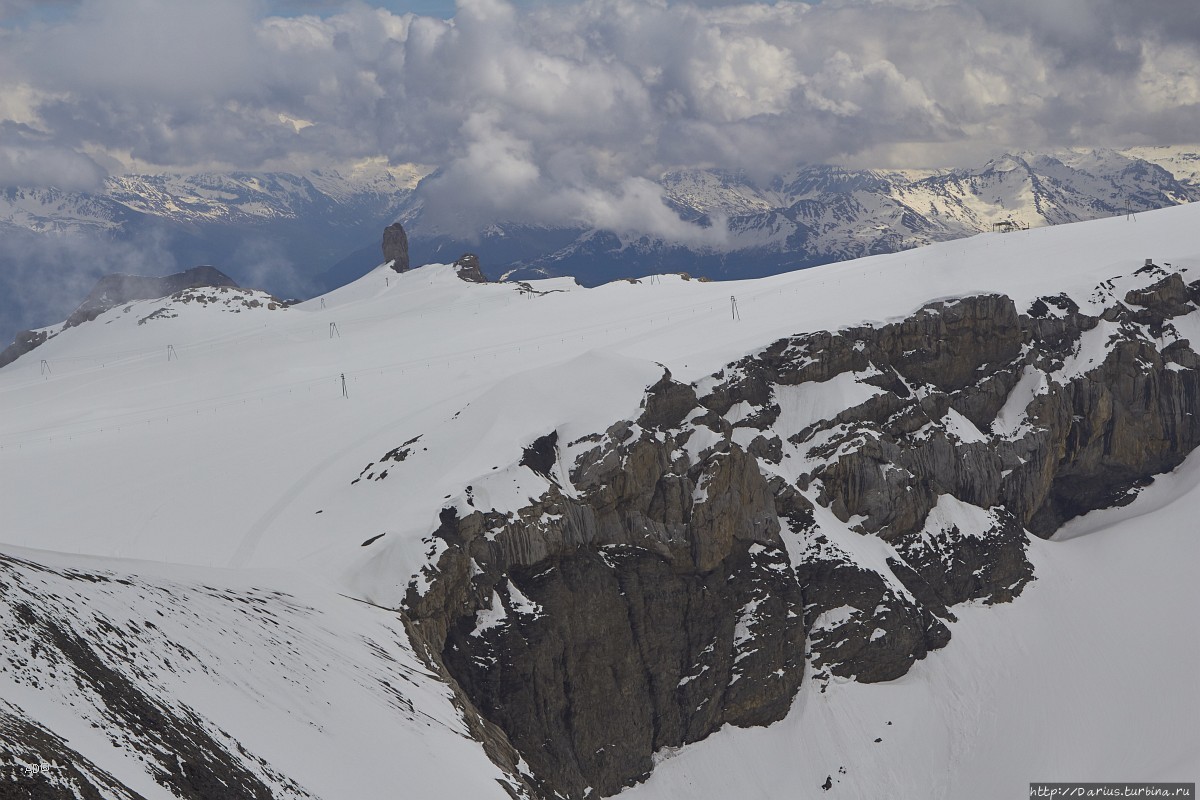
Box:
[104,165,427,228]
[305,148,1200,292]
[1,203,1197,798]
[1,163,427,234]
[663,148,1197,265]
[2,148,1196,324]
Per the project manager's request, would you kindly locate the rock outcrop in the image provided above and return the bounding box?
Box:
[453,253,487,283]
[398,265,1200,799]
[406,419,804,798]
[0,329,50,370]
[64,266,239,330]
[382,222,410,273]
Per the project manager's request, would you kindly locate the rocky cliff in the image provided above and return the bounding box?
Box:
[401,264,1200,798]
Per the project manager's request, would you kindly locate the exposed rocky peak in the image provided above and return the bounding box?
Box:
[980,152,1034,175]
[399,266,1200,799]
[1124,267,1195,316]
[382,221,410,273]
[0,329,50,371]
[453,253,487,283]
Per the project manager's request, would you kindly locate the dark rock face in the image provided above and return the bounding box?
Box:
[443,541,803,798]
[0,328,49,369]
[453,253,487,283]
[741,285,1200,540]
[407,418,803,798]
[0,707,150,800]
[893,507,1031,608]
[519,430,558,478]
[402,266,1200,798]
[383,222,410,273]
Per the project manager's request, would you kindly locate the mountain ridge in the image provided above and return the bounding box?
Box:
[3,148,1196,309]
[1,205,1197,797]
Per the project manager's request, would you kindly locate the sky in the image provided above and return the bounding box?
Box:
[0,0,1199,239]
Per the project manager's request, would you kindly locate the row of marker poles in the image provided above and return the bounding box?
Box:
[40,343,179,375]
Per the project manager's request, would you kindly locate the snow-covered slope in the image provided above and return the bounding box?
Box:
[0,548,522,799]
[1123,145,1200,189]
[3,205,1198,579]
[2,204,1199,797]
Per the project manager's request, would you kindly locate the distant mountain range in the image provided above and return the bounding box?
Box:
[0,164,423,285]
[2,147,1197,341]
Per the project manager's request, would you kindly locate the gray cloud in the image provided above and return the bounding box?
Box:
[0,224,178,347]
[0,122,108,189]
[969,0,1200,72]
[0,0,77,21]
[1,0,1198,239]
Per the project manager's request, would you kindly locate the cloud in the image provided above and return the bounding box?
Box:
[968,0,1200,73]
[0,0,77,22]
[0,224,178,347]
[0,122,107,189]
[26,0,259,97]
[0,0,1197,242]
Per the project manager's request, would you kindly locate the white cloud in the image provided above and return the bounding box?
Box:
[0,0,1197,235]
